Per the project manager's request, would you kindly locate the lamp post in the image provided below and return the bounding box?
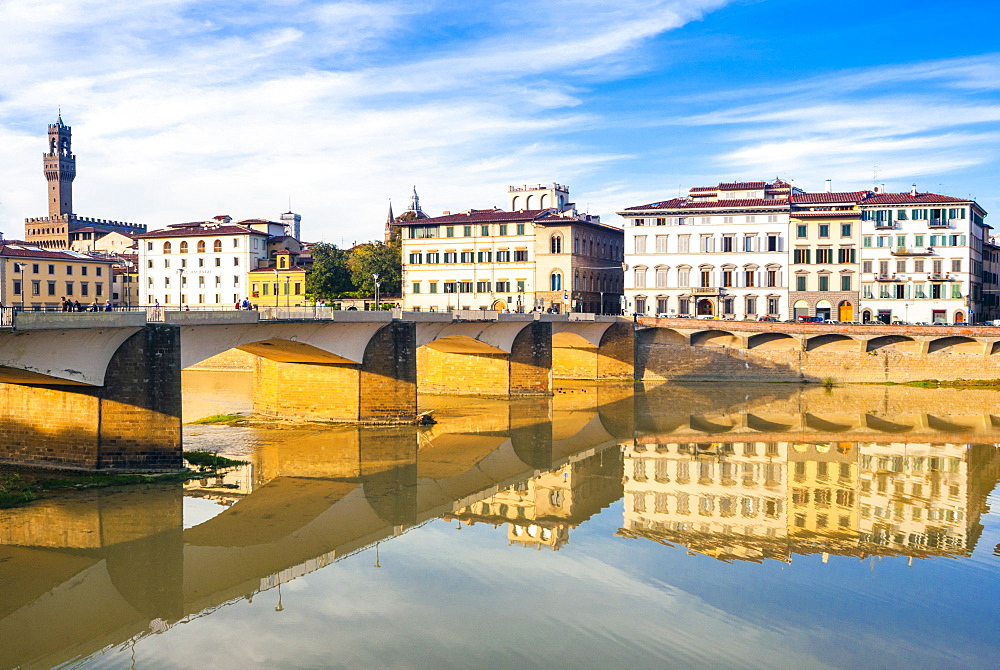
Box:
[274,268,279,310]
[14,263,26,312]
[373,273,379,311]
[177,268,184,309]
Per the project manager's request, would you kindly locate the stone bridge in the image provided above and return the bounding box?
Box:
[0,310,633,471]
[637,316,1000,384]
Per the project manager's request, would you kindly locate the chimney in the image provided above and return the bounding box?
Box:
[910,183,918,197]
[442,211,451,215]
[824,179,832,193]
[874,185,882,194]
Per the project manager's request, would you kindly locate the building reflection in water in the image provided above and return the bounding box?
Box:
[620,436,1000,562]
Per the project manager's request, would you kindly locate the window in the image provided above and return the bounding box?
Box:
[81,266,88,276]
[896,260,906,273]
[429,282,438,293]
[655,268,669,288]
[766,269,778,287]
[463,226,472,237]
[12,280,20,296]
[952,259,962,272]
[214,240,222,252]
[460,251,473,263]
[163,241,172,254]
[745,296,756,314]
[147,242,153,251]
[459,281,473,293]
[816,248,832,264]
[551,272,562,291]
[551,235,563,253]
[499,224,507,235]
[634,268,646,288]
[818,224,830,238]
[841,223,852,237]
[65,281,74,296]
[179,241,189,253]
[48,281,56,296]
[796,276,807,291]
[721,236,734,252]
[796,224,807,238]
[634,236,646,254]
[744,269,755,287]
[477,251,492,263]
[233,257,239,266]
[66,266,73,275]
[818,275,829,291]
[496,281,511,292]
[793,248,811,264]
[863,236,872,248]
[678,268,690,287]
[514,249,528,262]
[426,252,440,264]
[841,275,851,291]
[481,225,490,236]
[767,297,779,314]
[81,282,89,297]
[516,280,525,292]
[31,280,40,296]
[443,251,457,263]
[837,247,855,264]
[215,258,221,267]
[914,259,924,273]
[197,240,206,253]
[634,218,645,226]
[952,283,962,299]
[862,260,873,273]
[95,284,102,297]
[766,234,779,251]
[655,235,668,253]
[677,235,690,253]
[516,224,525,235]
[914,235,924,247]
[476,281,490,292]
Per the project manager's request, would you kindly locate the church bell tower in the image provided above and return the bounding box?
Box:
[43,113,75,218]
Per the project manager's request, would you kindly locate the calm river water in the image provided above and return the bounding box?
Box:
[2,372,1000,669]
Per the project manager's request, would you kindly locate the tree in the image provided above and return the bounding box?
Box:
[305,243,353,300]
[348,238,401,298]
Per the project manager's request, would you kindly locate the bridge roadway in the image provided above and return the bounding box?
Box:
[0,309,633,470]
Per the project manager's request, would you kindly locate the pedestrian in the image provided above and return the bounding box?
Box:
[75,300,83,312]
[60,297,68,312]
[104,300,112,312]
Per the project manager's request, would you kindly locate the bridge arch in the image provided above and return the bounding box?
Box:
[747,332,798,350]
[806,333,857,352]
[690,330,739,347]
[866,335,920,353]
[927,336,981,354]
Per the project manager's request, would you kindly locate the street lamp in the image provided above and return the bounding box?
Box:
[177,268,185,308]
[14,263,26,312]
[373,273,379,311]
[274,268,279,310]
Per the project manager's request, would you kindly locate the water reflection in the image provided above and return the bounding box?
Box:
[1,379,999,668]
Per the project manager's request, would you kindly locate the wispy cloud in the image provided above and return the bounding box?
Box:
[0,0,729,239]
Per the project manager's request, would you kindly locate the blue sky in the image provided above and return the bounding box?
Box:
[2,0,1000,244]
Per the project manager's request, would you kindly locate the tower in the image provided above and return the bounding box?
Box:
[280,211,301,240]
[406,186,424,216]
[43,113,75,218]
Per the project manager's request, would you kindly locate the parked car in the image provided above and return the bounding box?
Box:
[757,316,778,322]
[797,316,824,323]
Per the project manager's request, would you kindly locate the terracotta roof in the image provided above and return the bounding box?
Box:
[136,225,268,239]
[680,198,788,209]
[791,210,861,218]
[0,243,113,262]
[791,191,870,204]
[860,192,974,205]
[249,266,307,274]
[719,181,767,190]
[238,218,277,225]
[688,186,716,193]
[622,198,686,211]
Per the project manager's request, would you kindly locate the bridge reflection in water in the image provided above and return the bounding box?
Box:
[2,382,1000,667]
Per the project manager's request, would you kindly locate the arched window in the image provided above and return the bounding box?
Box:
[551,272,562,291]
[512,195,520,210]
[163,241,172,254]
[550,235,562,254]
[526,194,535,209]
[213,240,222,253]
[634,267,647,289]
[197,240,206,253]
[540,193,549,209]
[179,241,189,254]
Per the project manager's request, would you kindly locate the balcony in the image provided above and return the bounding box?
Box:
[930,273,955,281]
[890,247,933,256]
[873,222,896,230]
[692,286,724,295]
[928,218,949,228]
[875,274,899,282]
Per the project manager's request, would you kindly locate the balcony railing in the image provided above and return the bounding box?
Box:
[875,274,898,282]
[874,222,896,230]
[928,218,949,228]
[891,247,933,256]
[692,286,723,295]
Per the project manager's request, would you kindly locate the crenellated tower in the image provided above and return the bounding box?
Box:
[43,113,75,218]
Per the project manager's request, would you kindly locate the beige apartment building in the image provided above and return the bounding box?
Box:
[399,184,623,313]
[788,190,865,321]
[0,242,114,308]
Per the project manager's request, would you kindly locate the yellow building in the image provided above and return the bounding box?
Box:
[248,250,308,307]
[1,242,114,309]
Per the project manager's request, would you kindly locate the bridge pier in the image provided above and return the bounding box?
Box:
[252,321,417,422]
[0,324,182,471]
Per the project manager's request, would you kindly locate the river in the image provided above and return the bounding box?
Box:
[1,372,999,669]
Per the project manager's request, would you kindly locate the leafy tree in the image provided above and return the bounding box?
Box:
[305,243,353,300]
[348,238,401,297]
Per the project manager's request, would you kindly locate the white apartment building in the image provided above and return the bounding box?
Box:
[137,216,271,307]
[619,180,796,319]
[399,184,623,313]
[857,189,988,324]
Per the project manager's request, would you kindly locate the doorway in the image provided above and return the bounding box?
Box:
[697,299,714,316]
[838,301,854,321]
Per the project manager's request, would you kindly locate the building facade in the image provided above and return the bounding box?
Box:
[23,116,145,249]
[1,242,113,308]
[788,190,865,321]
[137,216,271,307]
[399,184,623,313]
[858,189,988,324]
[619,180,795,319]
[248,250,309,307]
